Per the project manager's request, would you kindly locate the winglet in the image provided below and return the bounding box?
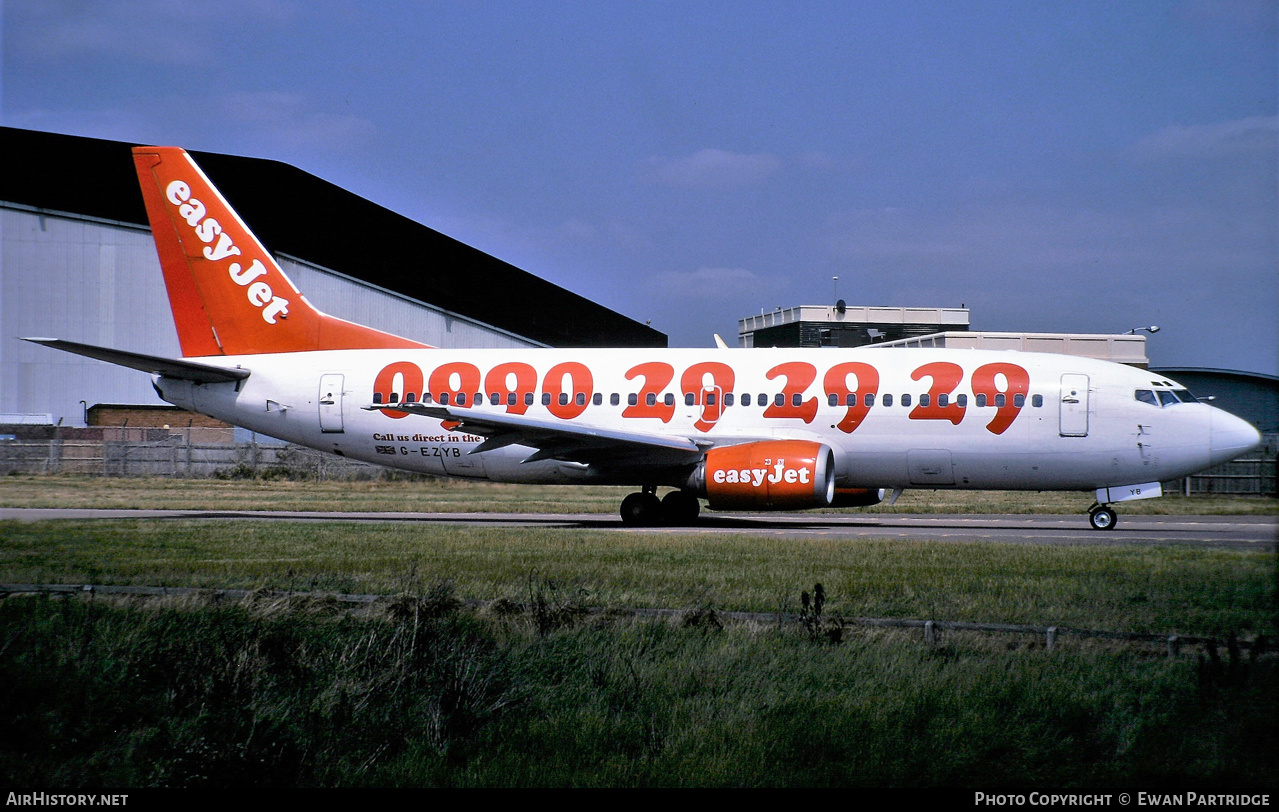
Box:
[132,146,429,357]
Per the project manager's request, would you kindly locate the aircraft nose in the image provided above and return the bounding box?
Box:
[1208,407,1262,466]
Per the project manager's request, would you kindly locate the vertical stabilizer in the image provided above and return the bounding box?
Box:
[132,146,429,356]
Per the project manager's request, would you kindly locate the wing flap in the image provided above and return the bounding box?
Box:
[365,401,707,466]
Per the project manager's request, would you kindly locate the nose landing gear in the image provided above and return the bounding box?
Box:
[1087,504,1118,530]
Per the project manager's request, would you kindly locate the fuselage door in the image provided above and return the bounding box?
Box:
[1059,374,1089,437]
[699,384,725,428]
[319,373,345,433]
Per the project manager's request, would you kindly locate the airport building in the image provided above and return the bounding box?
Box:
[738,303,1151,366]
[0,128,664,427]
[738,304,971,348]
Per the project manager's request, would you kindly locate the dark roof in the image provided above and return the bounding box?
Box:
[1151,367,1279,384]
[0,127,665,349]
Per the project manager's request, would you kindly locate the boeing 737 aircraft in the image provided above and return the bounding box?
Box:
[26,147,1263,529]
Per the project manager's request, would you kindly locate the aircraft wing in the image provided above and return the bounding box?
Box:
[365,402,709,466]
[22,338,250,384]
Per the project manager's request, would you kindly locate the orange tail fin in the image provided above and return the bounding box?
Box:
[132,146,429,357]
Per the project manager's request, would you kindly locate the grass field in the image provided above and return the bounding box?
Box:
[1,475,1275,787]
[1,519,1273,636]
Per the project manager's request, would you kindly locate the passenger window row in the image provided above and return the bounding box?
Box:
[379,390,1048,409]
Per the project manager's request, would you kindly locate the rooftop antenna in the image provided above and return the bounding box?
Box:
[832,276,839,304]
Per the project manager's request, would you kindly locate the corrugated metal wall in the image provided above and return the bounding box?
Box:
[1,206,543,426]
[280,256,542,351]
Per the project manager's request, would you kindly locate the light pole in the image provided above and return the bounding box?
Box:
[1126,325,1160,335]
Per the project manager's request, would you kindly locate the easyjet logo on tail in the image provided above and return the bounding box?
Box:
[135,145,429,356]
[165,180,290,325]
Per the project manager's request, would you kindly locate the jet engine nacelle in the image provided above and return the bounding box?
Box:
[692,440,836,510]
[830,487,887,508]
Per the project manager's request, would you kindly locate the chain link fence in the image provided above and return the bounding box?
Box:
[0,436,389,480]
[2,432,1275,492]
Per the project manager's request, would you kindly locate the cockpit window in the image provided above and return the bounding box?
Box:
[1137,387,1199,407]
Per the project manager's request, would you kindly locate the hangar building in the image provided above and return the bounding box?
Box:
[1147,368,1278,436]
[0,128,664,427]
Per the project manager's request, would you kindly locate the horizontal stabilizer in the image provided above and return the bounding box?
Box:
[22,338,250,384]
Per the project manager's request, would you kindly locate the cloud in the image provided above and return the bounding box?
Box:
[795,151,860,173]
[1,91,373,157]
[652,266,788,302]
[1,106,160,144]
[553,218,650,250]
[216,91,377,152]
[8,0,296,63]
[824,203,1272,274]
[642,266,795,346]
[558,218,597,241]
[640,149,782,188]
[818,201,1275,342]
[1174,0,1278,33]
[1134,116,1279,160]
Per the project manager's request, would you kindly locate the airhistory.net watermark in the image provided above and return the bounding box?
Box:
[6,795,128,806]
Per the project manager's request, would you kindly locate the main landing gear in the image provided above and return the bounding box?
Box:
[1087,503,1118,531]
[620,486,701,527]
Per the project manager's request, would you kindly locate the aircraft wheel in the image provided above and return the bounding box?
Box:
[620,491,662,526]
[1088,506,1118,531]
[660,490,701,525]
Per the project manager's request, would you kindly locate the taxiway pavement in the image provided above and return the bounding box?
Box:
[1,508,1272,549]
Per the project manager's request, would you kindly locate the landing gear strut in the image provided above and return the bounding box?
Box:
[1087,503,1118,531]
[620,487,701,527]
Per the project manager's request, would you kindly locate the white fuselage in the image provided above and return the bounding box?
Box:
[152,346,1259,495]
